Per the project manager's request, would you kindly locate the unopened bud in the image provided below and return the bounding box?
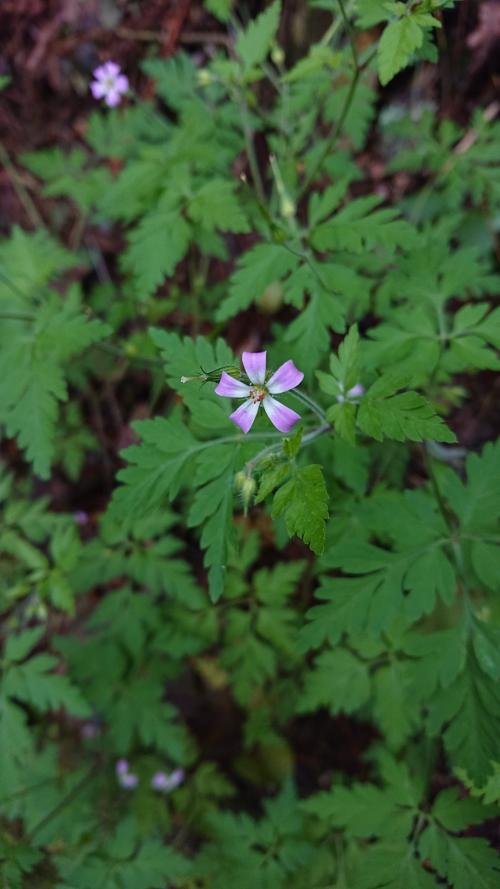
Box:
[281,196,295,219]
[197,69,214,87]
[234,471,256,511]
[180,374,208,384]
[271,46,285,66]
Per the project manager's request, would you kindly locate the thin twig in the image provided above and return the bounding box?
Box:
[299,1,375,197]
[0,143,44,228]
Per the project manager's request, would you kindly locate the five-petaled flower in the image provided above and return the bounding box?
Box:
[90,62,129,107]
[215,351,304,434]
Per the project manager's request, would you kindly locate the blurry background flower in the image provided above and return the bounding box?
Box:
[151,768,185,793]
[115,758,139,789]
[90,61,128,107]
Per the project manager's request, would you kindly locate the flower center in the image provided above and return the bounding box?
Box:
[249,385,267,404]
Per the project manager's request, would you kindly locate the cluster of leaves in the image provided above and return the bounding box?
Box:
[1,1,500,887]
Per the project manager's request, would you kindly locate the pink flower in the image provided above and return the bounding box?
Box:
[115,758,139,790]
[215,351,304,434]
[151,768,185,793]
[115,758,129,776]
[336,383,364,403]
[90,62,129,107]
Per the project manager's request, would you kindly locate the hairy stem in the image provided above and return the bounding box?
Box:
[239,99,266,205]
[299,3,376,197]
[245,421,331,474]
[289,388,327,422]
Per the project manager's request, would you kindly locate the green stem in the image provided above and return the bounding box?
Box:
[338,0,358,68]
[239,98,266,205]
[246,421,331,474]
[299,0,376,198]
[423,446,473,622]
[0,311,34,322]
[289,389,327,422]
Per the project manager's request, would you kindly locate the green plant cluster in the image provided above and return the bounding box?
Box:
[1,1,500,886]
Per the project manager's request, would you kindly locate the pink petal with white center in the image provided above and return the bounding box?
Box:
[263,396,301,433]
[267,359,304,394]
[215,372,251,398]
[230,399,260,433]
[242,351,266,384]
[90,81,106,99]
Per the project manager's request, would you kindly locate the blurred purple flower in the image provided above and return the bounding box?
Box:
[336,383,364,403]
[90,61,129,107]
[115,758,138,790]
[215,351,303,434]
[73,510,89,526]
[119,772,139,790]
[151,768,185,793]
[81,719,101,739]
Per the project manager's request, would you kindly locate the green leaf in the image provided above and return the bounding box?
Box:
[272,464,329,554]
[4,653,90,717]
[236,1,281,71]
[109,416,197,518]
[4,626,44,664]
[122,207,191,298]
[0,291,109,478]
[188,179,249,233]
[285,291,344,376]
[204,0,233,22]
[358,377,456,444]
[378,16,424,86]
[303,778,416,840]
[426,624,500,783]
[189,446,238,602]
[216,243,299,321]
[311,196,416,253]
[420,828,500,889]
[349,840,440,889]
[297,648,370,715]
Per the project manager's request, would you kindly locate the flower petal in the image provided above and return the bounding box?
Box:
[230,399,260,433]
[104,61,120,77]
[92,64,108,81]
[267,359,304,394]
[263,396,301,433]
[115,74,129,93]
[90,81,106,99]
[215,372,251,398]
[242,351,266,384]
[347,383,364,398]
[105,90,122,107]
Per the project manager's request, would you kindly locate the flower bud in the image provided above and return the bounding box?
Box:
[234,471,256,511]
[271,45,285,66]
[197,69,214,87]
[281,196,296,219]
[180,373,208,384]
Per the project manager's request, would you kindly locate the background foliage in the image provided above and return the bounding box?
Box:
[1,0,500,886]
